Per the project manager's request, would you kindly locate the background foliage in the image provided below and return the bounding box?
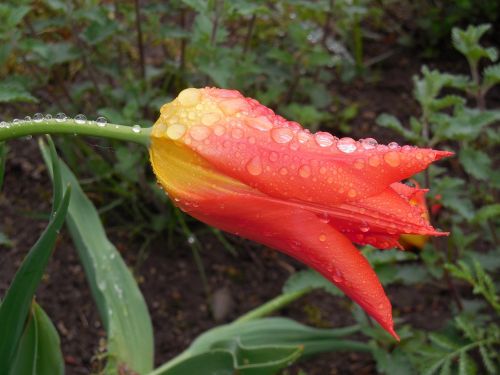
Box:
[0,0,499,374]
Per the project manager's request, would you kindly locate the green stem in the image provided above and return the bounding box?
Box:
[0,119,151,147]
[235,288,312,323]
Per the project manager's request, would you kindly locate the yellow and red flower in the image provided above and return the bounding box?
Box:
[149,88,452,340]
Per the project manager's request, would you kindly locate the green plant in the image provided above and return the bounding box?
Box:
[373,23,500,374]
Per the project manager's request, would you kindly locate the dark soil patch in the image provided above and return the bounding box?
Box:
[1,55,460,374]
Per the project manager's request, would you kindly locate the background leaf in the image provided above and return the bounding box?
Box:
[40,142,154,374]
[9,302,64,375]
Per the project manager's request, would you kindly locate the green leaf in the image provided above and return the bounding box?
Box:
[153,317,369,374]
[40,142,154,374]
[0,232,12,248]
[0,142,6,191]
[458,352,477,375]
[9,302,64,375]
[0,82,38,103]
[459,147,492,181]
[483,63,500,88]
[376,113,419,142]
[167,340,302,375]
[283,269,342,296]
[479,345,497,374]
[0,187,70,373]
[452,24,498,64]
[472,204,500,223]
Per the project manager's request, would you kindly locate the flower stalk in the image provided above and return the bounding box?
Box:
[0,119,151,146]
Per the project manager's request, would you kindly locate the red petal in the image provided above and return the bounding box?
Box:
[170,89,452,207]
[177,192,399,340]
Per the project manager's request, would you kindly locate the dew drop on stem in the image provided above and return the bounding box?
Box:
[74,114,87,124]
[132,124,141,133]
[96,116,107,127]
[55,112,67,122]
[33,113,43,123]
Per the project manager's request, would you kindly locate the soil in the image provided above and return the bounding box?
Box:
[0,54,461,375]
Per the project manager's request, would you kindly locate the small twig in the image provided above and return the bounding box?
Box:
[134,0,146,81]
[242,14,256,56]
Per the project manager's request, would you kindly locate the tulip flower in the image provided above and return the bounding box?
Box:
[149,88,452,340]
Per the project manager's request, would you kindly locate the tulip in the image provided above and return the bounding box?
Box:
[149,88,452,340]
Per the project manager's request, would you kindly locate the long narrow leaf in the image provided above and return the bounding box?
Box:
[0,142,7,191]
[9,302,64,375]
[0,187,71,373]
[40,141,154,374]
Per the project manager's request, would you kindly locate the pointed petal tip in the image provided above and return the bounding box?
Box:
[388,327,400,341]
[434,150,454,160]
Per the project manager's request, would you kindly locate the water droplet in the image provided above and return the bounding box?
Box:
[332,268,343,283]
[96,116,107,127]
[314,132,334,147]
[166,124,186,140]
[298,165,311,178]
[247,116,273,131]
[214,125,225,136]
[97,280,107,291]
[55,113,67,122]
[132,124,141,133]
[24,116,32,122]
[388,141,399,149]
[269,152,279,162]
[319,233,327,242]
[360,138,377,150]
[177,88,201,107]
[0,121,7,128]
[202,113,221,126]
[246,156,263,176]
[74,114,87,124]
[231,128,244,139]
[384,151,401,167]
[271,127,294,143]
[297,131,311,144]
[45,114,52,121]
[279,167,288,175]
[354,159,364,170]
[187,234,196,244]
[12,119,20,124]
[190,125,211,141]
[337,137,357,153]
[347,188,357,198]
[360,223,370,232]
[34,113,43,123]
[368,156,380,167]
[318,213,330,223]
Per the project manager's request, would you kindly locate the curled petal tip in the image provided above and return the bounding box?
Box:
[388,326,400,341]
[434,150,454,160]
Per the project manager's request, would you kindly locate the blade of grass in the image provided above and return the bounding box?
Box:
[40,141,154,374]
[0,186,71,373]
[0,142,7,191]
[9,302,64,375]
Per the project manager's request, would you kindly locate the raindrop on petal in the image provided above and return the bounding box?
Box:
[246,156,263,176]
[337,137,357,153]
[190,125,211,141]
[388,141,399,149]
[166,124,186,140]
[314,132,334,147]
[298,165,311,178]
[271,127,294,144]
[360,137,377,150]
